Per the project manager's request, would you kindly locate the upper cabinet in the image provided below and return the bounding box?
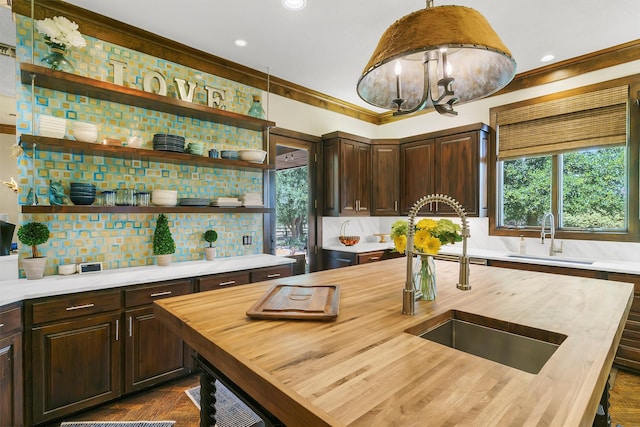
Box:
[371,143,400,216]
[400,123,489,217]
[322,132,371,216]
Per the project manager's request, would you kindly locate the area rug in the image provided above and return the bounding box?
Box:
[185,381,264,427]
[60,422,175,427]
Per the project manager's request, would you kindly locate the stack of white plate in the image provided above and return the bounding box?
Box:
[39,115,66,139]
[74,121,99,143]
[241,192,263,207]
[151,189,178,206]
[210,197,242,207]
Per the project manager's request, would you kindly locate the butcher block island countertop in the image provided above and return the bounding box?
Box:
[154,258,633,427]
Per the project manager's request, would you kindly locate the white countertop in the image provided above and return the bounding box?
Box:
[322,243,640,275]
[0,254,295,307]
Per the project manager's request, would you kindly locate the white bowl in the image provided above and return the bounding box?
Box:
[238,149,267,163]
[58,264,77,275]
[75,131,98,143]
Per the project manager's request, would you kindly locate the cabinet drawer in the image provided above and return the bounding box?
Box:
[0,305,22,338]
[358,251,385,264]
[250,265,292,283]
[125,280,192,308]
[198,271,251,292]
[31,290,121,324]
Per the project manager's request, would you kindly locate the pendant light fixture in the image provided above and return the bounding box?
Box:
[357,0,516,116]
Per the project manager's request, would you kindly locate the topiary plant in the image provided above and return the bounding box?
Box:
[153,213,176,255]
[17,221,50,258]
[203,229,218,247]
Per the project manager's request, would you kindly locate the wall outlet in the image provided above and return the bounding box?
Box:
[242,235,252,245]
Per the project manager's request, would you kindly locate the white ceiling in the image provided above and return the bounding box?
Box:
[2,0,640,124]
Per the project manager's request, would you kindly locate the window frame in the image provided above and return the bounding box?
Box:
[489,75,640,242]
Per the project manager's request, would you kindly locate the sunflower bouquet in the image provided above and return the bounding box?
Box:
[390,218,462,255]
[390,218,463,301]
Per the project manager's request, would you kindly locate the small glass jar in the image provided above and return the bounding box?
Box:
[135,192,150,207]
[102,190,116,206]
[115,188,134,206]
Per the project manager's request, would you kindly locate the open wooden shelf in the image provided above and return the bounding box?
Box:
[19,134,274,171]
[21,205,273,214]
[20,63,275,132]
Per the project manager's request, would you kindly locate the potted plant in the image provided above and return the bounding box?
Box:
[153,213,175,266]
[17,221,50,279]
[203,229,218,261]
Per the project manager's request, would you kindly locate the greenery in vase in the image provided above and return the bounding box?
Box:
[203,229,218,247]
[153,213,176,255]
[390,218,462,254]
[17,221,50,258]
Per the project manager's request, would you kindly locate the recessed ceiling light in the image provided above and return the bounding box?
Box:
[541,54,555,63]
[235,39,247,47]
[282,0,306,11]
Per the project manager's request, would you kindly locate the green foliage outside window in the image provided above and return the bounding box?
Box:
[501,146,625,230]
[276,166,308,251]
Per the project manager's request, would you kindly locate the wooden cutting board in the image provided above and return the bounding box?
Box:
[246,284,340,321]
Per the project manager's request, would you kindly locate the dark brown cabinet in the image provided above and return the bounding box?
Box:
[322,249,403,270]
[371,144,400,215]
[400,139,436,214]
[0,303,23,427]
[31,311,121,425]
[123,280,193,394]
[323,132,371,216]
[400,123,489,216]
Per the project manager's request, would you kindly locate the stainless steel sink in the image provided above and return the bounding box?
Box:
[408,310,567,374]
[506,254,594,265]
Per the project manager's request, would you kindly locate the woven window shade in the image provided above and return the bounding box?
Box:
[497,85,628,159]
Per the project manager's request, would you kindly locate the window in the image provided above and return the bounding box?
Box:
[490,76,640,241]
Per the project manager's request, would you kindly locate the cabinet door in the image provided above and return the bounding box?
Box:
[436,131,486,216]
[0,333,23,427]
[400,139,435,214]
[323,139,340,216]
[124,306,190,393]
[31,312,122,425]
[322,250,356,270]
[372,145,399,215]
[340,139,360,215]
[354,141,371,215]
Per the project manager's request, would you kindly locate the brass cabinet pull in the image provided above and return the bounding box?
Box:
[219,280,236,286]
[129,316,133,337]
[267,273,281,278]
[369,257,380,261]
[115,319,119,341]
[394,200,398,211]
[65,303,95,311]
[150,291,172,297]
[0,323,4,328]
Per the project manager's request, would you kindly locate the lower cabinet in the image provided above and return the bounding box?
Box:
[0,303,23,427]
[123,279,193,394]
[322,249,403,270]
[27,290,123,425]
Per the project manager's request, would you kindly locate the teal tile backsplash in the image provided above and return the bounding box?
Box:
[15,15,267,277]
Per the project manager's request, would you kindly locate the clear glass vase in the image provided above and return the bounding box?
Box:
[414,255,436,301]
[42,41,75,72]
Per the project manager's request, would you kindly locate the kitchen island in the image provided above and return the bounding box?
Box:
[154,257,633,426]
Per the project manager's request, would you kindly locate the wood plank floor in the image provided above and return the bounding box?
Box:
[51,368,640,427]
